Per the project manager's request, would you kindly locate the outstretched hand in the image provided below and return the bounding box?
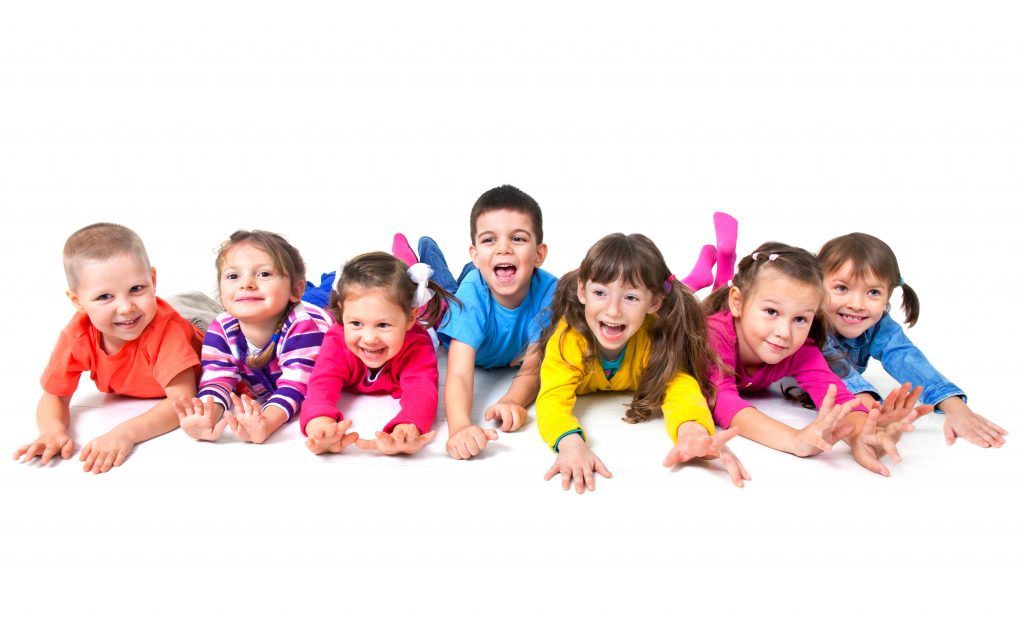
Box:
[484,400,527,432]
[663,424,751,488]
[543,433,612,494]
[226,393,274,444]
[174,395,228,441]
[356,424,435,455]
[876,383,933,426]
[791,384,857,456]
[305,418,360,454]
[849,405,920,476]
[13,432,75,465]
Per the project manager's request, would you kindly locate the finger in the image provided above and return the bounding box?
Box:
[211,416,229,440]
[354,438,378,451]
[914,405,933,418]
[906,385,924,408]
[229,392,244,413]
[13,444,30,460]
[470,430,489,453]
[417,431,437,446]
[711,426,742,448]
[240,393,257,416]
[583,464,595,492]
[113,449,129,468]
[879,433,901,464]
[573,466,585,494]
[561,466,572,491]
[662,448,680,468]
[509,407,525,432]
[40,443,59,465]
[859,450,890,477]
[499,408,514,433]
[722,452,745,488]
[60,440,76,460]
[986,420,1009,436]
[79,442,93,463]
[544,462,560,481]
[455,441,472,459]
[99,451,117,473]
[82,448,98,473]
[594,457,612,479]
[340,432,361,450]
[944,420,956,445]
[966,428,992,448]
[820,383,837,412]
[483,405,496,422]
[483,428,499,441]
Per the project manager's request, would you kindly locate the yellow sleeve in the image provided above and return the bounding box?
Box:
[662,371,715,441]
[537,322,589,451]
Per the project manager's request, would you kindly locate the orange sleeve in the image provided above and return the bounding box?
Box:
[40,327,89,397]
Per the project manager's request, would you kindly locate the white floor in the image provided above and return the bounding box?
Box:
[2,2,1022,629]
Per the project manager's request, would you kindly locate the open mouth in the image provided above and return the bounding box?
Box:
[600,322,627,341]
[493,264,517,282]
[838,312,867,325]
[360,346,387,361]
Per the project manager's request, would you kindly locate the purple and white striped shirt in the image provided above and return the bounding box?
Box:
[196,302,333,420]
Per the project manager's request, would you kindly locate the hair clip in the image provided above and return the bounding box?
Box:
[898,276,905,286]
[752,252,780,262]
[663,274,677,293]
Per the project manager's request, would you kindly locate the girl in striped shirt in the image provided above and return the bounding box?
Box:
[174,230,332,443]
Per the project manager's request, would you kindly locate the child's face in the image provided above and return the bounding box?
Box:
[67,254,158,355]
[823,261,890,339]
[219,243,302,329]
[729,270,821,372]
[341,287,417,369]
[577,277,663,362]
[470,209,547,310]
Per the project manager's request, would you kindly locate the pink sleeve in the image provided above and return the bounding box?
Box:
[384,327,439,435]
[708,324,754,429]
[299,325,358,434]
[790,345,869,413]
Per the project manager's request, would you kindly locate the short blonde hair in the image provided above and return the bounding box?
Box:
[63,223,151,289]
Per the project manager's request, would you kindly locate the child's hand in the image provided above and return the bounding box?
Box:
[543,433,612,494]
[848,406,919,477]
[79,427,135,474]
[941,398,1007,448]
[484,400,527,432]
[876,383,933,426]
[13,431,75,465]
[174,395,228,442]
[663,424,751,488]
[445,425,499,460]
[356,424,435,455]
[226,393,274,444]
[791,384,857,456]
[305,417,360,455]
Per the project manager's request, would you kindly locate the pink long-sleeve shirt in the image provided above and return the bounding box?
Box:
[707,311,864,428]
[299,322,439,435]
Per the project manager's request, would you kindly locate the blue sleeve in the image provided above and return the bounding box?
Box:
[870,313,966,408]
[823,334,879,400]
[437,271,487,350]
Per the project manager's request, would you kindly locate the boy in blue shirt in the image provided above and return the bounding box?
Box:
[427,185,557,459]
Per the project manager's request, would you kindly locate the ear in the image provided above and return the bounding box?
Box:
[468,243,478,266]
[577,279,587,304]
[534,242,548,267]
[290,279,305,303]
[647,293,664,314]
[66,288,85,313]
[727,286,744,318]
[150,267,158,291]
[406,309,418,331]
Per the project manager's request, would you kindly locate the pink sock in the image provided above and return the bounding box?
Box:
[681,244,717,291]
[392,233,418,266]
[713,212,739,289]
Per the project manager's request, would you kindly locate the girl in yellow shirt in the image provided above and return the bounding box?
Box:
[537,233,750,493]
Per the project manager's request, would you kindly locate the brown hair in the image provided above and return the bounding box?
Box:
[469,184,544,244]
[538,233,713,424]
[329,252,458,330]
[703,241,828,350]
[817,232,920,327]
[216,230,306,369]
[63,223,151,290]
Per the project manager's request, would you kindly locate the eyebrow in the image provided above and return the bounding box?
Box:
[477,228,533,238]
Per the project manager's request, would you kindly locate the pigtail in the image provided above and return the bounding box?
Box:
[418,280,460,330]
[899,281,920,327]
[702,285,732,316]
[247,303,294,369]
[627,280,713,424]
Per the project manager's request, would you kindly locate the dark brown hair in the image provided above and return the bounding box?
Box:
[63,223,151,290]
[469,184,544,244]
[329,252,457,330]
[538,233,713,424]
[216,230,306,369]
[818,232,920,327]
[703,241,828,350]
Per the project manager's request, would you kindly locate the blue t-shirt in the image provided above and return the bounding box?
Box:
[438,268,558,369]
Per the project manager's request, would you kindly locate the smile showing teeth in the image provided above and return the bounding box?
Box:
[839,313,866,323]
[115,316,141,327]
[600,322,627,339]
[361,346,386,357]
[493,264,516,280]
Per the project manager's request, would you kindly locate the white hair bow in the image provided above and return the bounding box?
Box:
[407,262,436,308]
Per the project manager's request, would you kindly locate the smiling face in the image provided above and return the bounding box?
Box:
[341,286,417,369]
[67,253,159,355]
[729,269,822,373]
[470,209,548,310]
[823,261,891,339]
[219,243,302,334]
[578,277,663,362]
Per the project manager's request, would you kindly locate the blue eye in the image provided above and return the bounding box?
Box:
[96,293,113,301]
[765,308,778,317]
[834,284,847,293]
[130,285,145,293]
[868,289,882,297]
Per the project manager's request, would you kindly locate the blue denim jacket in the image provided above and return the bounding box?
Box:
[823,312,965,409]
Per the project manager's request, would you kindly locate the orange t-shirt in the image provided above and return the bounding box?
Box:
[40,297,203,399]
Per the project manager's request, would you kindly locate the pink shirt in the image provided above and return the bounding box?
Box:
[299,323,439,435]
[707,311,864,428]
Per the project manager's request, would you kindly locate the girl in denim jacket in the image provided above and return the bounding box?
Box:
[818,233,1007,449]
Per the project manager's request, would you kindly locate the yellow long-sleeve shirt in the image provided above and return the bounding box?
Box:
[536,317,715,451]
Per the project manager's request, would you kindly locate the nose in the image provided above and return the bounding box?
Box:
[240,272,257,289]
[497,237,513,254]
[362,329,381,344]
[774,322,790,341]
[847,293,863,310]
[605,298,622,318]
[116,296,136,315]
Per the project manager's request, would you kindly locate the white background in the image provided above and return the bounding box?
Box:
[1,1,1021,629]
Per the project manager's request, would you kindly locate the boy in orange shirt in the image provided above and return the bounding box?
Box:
[13,223,203,474]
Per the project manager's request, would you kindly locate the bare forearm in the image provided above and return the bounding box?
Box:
[36,393,72,434]
[731,407,800,454]
[499,346,541,407]
[444,370,475,432]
